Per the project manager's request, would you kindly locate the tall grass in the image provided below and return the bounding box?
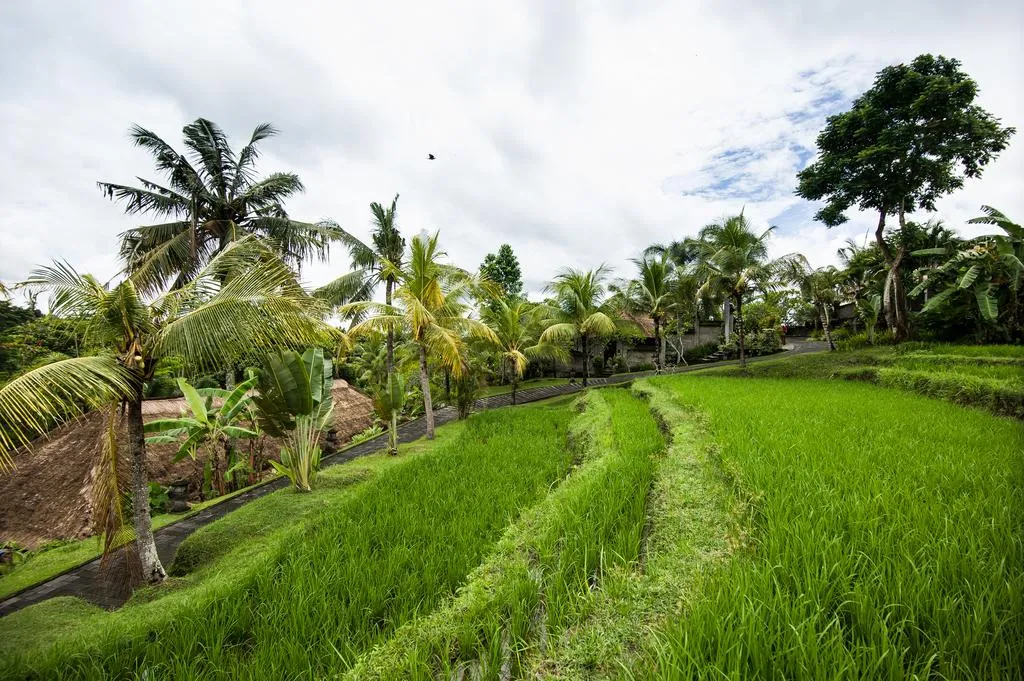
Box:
[636,375,1024,680]
[347,389,664,679]
[1,402,573,680]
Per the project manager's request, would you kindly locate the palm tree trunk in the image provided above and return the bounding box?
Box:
[511,375,518,405]
[820,306,835,351]
[126,396,166,584]
[418,343,434,439]
[582,334,590,387]
[736,296,746,369]
[389,408,399,455]
[655,316,665,371]
[385,277,395,376]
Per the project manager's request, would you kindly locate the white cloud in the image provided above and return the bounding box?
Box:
[0,0,1020,301]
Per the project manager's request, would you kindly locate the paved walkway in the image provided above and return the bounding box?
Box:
[0,341,825,616]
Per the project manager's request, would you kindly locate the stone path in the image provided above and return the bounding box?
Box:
[0,341,825,617]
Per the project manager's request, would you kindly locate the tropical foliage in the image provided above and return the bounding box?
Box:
[344,232,496,439]
[693,212,779,367]
[539,265,627,385]
[252,348,335,491]
[0,239,333,581]
[144,376,259,497]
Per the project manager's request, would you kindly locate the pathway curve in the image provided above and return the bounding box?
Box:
[0,341,826,616]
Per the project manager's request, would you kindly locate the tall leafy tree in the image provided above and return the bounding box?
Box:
[0,239,333,583]
[797,55,1015,341]
[345,232,496,439]
[695,213,777,368]
[99,118,334,295]
[479,244,524,299]
[539,266,624,386]
[316,195,406,379]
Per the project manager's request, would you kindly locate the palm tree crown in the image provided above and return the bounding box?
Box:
[540,265,624,385]
[695,212,777,367]
[0,239,334,582]
[99,118,334,294]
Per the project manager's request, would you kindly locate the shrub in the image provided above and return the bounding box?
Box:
[148,482,170,514]
[719,331,780,358]
[630,362,655,372]
[350,423,385,446]
[450,368,483,419]
[747,329,781,355]
[830,327,851,342]
[683,341,720,364]
[876,368,1024,419]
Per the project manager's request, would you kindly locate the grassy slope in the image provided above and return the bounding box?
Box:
[346,388,665,679]
[709,344,1024,418]
[479,377,569,397]
[1,400,574,680]
[0,450,413,676]
[635,374,1024,680]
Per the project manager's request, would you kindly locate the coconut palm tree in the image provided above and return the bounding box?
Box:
[694,213,776,368]
[539,266,624,386]
[620,254,674,371]
[344,232,496,440]
[98,118,334,295]
[316,195,405,378]
[481,298,568,404]
[785,256,843,350]
[0,239,333,583]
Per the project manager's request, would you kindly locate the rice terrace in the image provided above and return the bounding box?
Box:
[0,4,1022,680]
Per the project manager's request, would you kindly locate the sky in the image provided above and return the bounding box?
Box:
[1,1,1021,301]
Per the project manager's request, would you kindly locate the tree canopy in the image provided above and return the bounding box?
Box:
[480,244,524,299]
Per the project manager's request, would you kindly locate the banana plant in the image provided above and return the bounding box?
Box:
[144,376,259,498]
[912,207,1024,336]
[252,347,334,492]
[374,372,406,456]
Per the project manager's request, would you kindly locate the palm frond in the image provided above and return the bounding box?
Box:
[0,357,135,470]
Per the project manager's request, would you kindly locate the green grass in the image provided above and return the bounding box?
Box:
[709,344,1024,418]
[528,381,734,679]
[1,400,575,680]
[0,495,241,601]
[0,419,441,602]
[633,374,1024,680]
[347,388,665,679]
[479,377,569,397]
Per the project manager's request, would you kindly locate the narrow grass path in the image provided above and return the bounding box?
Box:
[526,381,734,679]
[346,388,670,679]
[0,402,574,680]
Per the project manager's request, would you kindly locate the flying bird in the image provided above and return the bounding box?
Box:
[427,153,436,160]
